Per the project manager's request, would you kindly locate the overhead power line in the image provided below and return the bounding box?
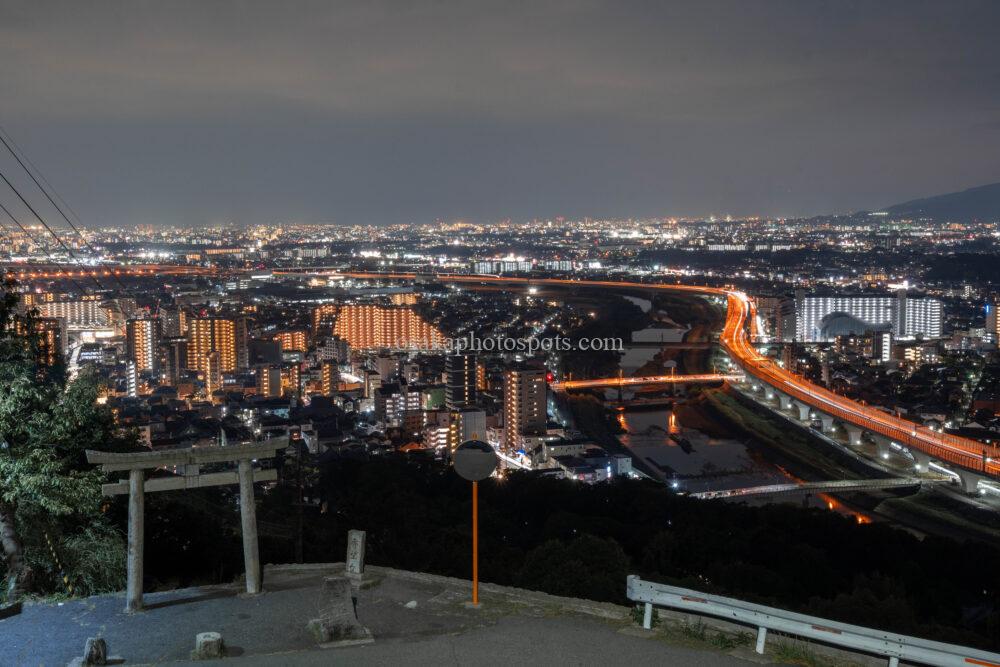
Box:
[0,169,129,318]
[0,127,136,298]
[0,197,94,299]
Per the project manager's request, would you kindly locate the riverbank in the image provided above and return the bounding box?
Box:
[701,385,1000,545]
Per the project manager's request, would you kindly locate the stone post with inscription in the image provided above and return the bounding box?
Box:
[346,529,366,577]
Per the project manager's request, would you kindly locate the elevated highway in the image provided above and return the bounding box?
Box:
[2,263,216,280]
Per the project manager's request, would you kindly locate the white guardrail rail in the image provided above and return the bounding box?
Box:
[627,575,1000,667]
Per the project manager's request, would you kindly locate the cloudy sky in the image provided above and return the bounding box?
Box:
[1,0,998,226]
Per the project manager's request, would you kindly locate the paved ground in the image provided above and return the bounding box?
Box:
[3,564,756,666]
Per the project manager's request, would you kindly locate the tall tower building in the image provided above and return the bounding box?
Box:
[13,316,67,367]
[33,317,66,367]
[871,331,893,362]
[204,351,222,397]
[160,307,189,337]
[502,366,547,451]
[445,352,477,410]
[256,363,283,398]
[447,408,487,454]
[126,360,138,398]
[187,316,249,376]
[985,301,999,343]
[281,363,302,398]
[163,338,188,386]
[126,317,161,373]
[321,359,339,396]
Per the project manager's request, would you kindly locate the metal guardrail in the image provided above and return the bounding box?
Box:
[626,575,1000,667]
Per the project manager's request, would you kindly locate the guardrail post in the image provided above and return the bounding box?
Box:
[887,657,899,667]
[755,626,767,654]
[643,602,653,629]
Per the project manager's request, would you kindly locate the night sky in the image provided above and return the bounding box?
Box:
[1,0,999,226]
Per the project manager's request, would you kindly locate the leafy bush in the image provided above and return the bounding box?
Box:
[60,523,127,596]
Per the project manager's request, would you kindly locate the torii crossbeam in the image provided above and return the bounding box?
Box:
[86,437,286,612]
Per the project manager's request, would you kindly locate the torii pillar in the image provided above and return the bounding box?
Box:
[87,438,285,612]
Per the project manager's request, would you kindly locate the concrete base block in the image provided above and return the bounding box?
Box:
[308,576,374,648]
[191,632,226,660]
[66,637,127,667]
[84,638,107,665]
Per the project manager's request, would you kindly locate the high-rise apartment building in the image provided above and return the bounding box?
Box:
[986,302,1000,343]
[312,304,339,333]
[33,317,66,367]
[273,329,309,353]
[159,307,189,337]
[204,351,222,396]
[794,290,943,342]
[163,338,188,386]
[502,366,547,451]
[256,363,283,398]
[871,331,893,362]
[126,317,161,373]
[281,363,301,398]
[447,408,487,453]
[126,360,138,397]
[12,316,66,367]
[321,359,338,396]
[445,352,477,410]
[187,316,248,375]
[333,305,444,351]
[315,335,350,363]
[37,296,108,328]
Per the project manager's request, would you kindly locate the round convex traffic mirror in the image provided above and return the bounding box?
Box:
[454,440,498,482]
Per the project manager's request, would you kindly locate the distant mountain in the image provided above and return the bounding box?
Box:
[881,182,1000,221]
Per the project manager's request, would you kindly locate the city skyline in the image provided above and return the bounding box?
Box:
[5,4,1000,664]
[2,1,999,227]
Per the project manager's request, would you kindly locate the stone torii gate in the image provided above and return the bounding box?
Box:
[86,438,286,612]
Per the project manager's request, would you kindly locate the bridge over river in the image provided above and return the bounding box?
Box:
[690,477,947,500]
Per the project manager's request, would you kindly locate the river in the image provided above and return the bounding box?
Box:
[617,404,871,520]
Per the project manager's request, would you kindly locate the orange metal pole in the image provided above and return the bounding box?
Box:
[472,481,479,605]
